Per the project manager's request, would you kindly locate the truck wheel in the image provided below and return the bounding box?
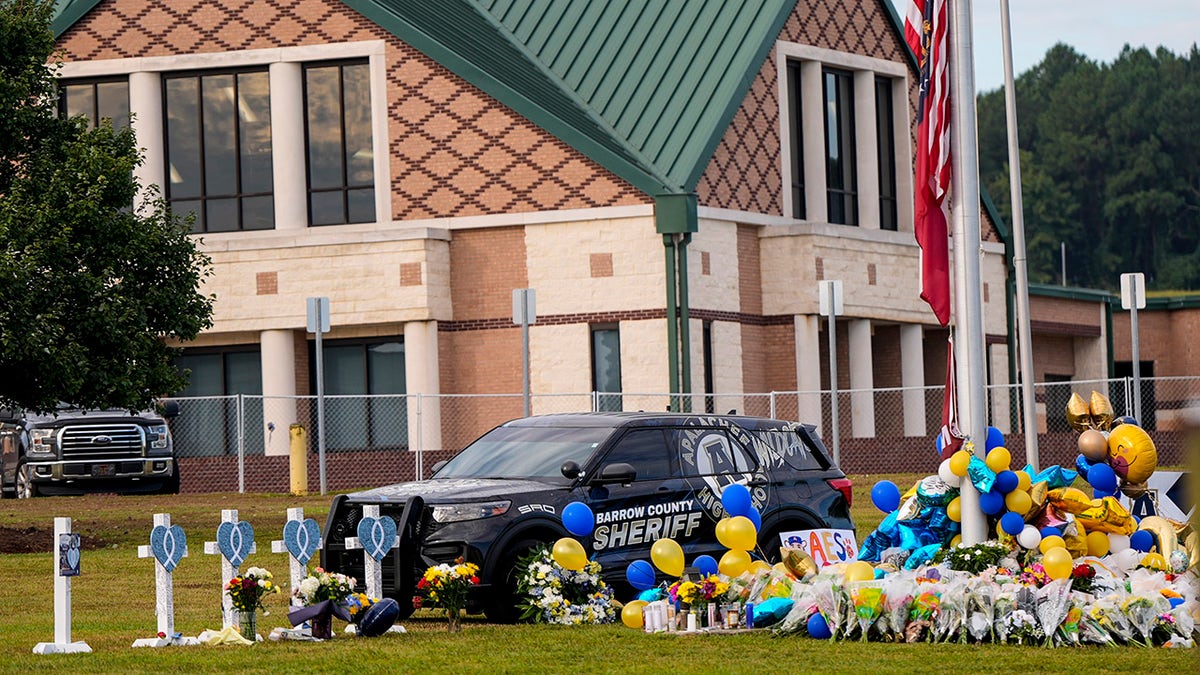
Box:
[16,462,39,499]
[484,538,544,624]
[159,460,181,494]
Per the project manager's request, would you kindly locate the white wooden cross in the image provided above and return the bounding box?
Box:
[270,507,323,607]
[343,505,399,599]
[203,509,256,628]
[132,513,193,647]
[32,517,91,654]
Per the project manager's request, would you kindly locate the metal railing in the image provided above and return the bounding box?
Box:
[166,375,1199,494]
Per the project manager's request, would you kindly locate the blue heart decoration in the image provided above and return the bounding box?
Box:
[217,520,255,567]
[356,516,397,561]
[283,518,321,565]
[66,537,81,571]
[150,524,188,572]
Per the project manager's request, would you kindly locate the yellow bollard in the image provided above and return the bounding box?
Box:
[289,423,308,495]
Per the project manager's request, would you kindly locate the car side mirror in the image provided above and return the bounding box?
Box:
[159,400,180,419]
[560,460,581,479]
[593,462,636,485]
[430,460,448,475]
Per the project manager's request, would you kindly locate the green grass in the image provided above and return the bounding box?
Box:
[0,480,1195,674]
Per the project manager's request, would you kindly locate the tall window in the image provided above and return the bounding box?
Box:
[786,62,805,219]
[875,76,898,231]
[173,348,263,456]
[164,70,274,233]
[311,339,406,450]
[60,79,129,129]
[823,68,857,225]
[591,327,622,412]
[304,61,375,225]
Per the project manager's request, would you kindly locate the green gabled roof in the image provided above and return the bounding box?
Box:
[51,0,102,37]
[343,0,794,195]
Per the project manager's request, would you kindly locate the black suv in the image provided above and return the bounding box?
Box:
[321,412,854,622]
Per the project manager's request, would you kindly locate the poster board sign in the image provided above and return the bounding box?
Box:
[1120,471,1193,522]
[778,528,858,566]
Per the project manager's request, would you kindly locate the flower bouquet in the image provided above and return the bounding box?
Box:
[288,567,355,639]
[226,566,280,641]
[846,580,884,641]
[517,547,616,625]
[413,558,480,631]
[668,574,730,609]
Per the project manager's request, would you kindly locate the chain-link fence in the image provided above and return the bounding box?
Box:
[168,376,1199,494]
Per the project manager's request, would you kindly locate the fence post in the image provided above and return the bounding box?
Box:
[769,392,777,419]
[237,394,245,494]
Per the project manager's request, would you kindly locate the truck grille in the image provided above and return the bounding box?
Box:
[59,424,144,460]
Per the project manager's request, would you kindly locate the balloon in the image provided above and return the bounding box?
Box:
[1000,512,1025,536]
[621,600,648,628]
[650,538,685,577]
[693,554,719,577]
[722,516,757,551]
[1078,429,1108,462]
[844,561,875,582]
[721,484,753,517]
[1108,533,1131,553]
[1015,470,1032,492]
[985,447,1011,473]
[746,506,762,533]
[1042,547,1073,580]
[1140,552,1167,571]
[715,518,733,548]
[949,450,971,477]
[1112,415,1138,428]
[625,560,656,591]
[994,470,1019,494]
[985,426,1005,451]
[1040,526,1062,539]
[938,459,962,487]
[807,612,832,639]
[1107,424,1158,484]
[749,560,772,575]
[979,490,1005,515]
[871,480,901,513]
[1039,535,1066,553]
[1129,529,1156,553]
[1086,531,1110,557]
[1005,489,1032,516]
[949,534,962,548]
[1017,525,1042,549]
[946,496,962,522]
[1086,463,1118,495]
[561,502,595,537]
[551,537,587,571]
[719,549,751,577]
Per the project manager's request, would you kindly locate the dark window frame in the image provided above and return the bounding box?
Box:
[785,60,805,220]
[875,76,898,231]
[302,59,376,226]
[58,77,131,130]
[822,67,858,226]
[590,324,622,412]
[306,336,407,451]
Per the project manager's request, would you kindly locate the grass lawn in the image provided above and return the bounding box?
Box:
[0,477,1195,674]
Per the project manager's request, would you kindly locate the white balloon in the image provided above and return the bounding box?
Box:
[1108,533,1131,553]
[938,459,962,487]
[1017,524,1042,550]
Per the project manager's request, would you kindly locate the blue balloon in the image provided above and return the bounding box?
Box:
[979,490,1005,515]
[1086,463,1118,495]
[638,587,664,602]
[1130,530,1155,553]
[1000,512,1025,536]
[561,501,595,537]
[935,433,945,454]
[1074,454,1095,478]
[721,484,753,517]
[1112,415,1138,428]
[985,426,1005,451]
[693,554,719,577]
[871,480,902,513]
[357,597,400,637]
[625,560,656,591]
[993,470,1019,494]
[1040,526,1062,539]
[746,506,762,533]
[807,612,832,639]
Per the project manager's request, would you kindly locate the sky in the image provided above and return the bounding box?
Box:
[889,0,1200,92]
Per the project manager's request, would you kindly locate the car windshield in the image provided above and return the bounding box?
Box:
[434,425,617,484]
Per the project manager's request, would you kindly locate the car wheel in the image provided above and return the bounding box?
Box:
[15,461,39,499]
[484,538,546,624]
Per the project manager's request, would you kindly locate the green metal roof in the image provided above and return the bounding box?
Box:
[51,0,102,37]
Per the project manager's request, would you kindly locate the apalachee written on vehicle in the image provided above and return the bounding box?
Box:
[321,412,855,623]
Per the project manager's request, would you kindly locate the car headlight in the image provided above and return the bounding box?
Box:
[28,429,56,455]
[430,500,511,523]
[147,424,171,452]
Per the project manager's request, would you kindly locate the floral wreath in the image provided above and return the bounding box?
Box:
[516,546,616,625]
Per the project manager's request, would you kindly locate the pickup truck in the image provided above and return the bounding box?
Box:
[0,402,180,498]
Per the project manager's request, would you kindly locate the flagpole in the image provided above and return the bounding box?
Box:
[948,0,988,545]
[1000,0,1041,472]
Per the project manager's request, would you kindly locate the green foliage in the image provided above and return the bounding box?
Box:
[0,0,213,413]
[978,43,1200,291]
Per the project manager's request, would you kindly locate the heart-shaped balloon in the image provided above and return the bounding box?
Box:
[356,516,397,561]
[283,518,321,565]
[150,524,188,572]
[217,520,255,567]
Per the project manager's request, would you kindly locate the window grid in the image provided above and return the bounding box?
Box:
[823,67,858,226]
[59,78,130,130]
[875,76,898,231]
[303,61,375,226]
[786,62,805,220]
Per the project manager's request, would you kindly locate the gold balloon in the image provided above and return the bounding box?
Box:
[1074,496,1137,535]
[1088,391,1114,431]
[1107,425,1158,484]
[1029,481,1049,512]
[1120,482,1148,499]
[1137,516,1191,565]
[1048,487,1093,515]
[1078,429,1109,463]
[1066,392,1093,431]
[781,547,818,579]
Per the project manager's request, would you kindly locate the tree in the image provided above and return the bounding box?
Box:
[0,0,213,413]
